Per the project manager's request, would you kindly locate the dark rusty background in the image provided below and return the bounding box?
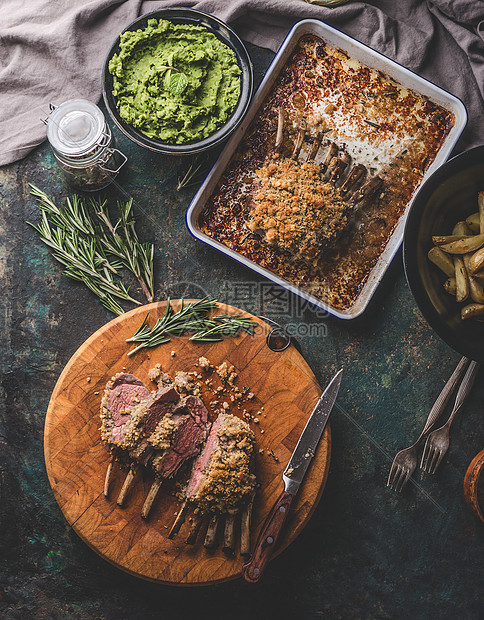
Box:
[0,44,483,620]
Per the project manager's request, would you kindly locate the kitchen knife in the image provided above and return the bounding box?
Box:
[242,368,343,583]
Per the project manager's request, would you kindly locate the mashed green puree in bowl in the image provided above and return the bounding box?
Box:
[108,19,242,144]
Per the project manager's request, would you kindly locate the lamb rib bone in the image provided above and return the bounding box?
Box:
[204,514,221,549]
[240,491,255,557]
[273,107,382,205]
[290,121,307,160]
[222,510,237,554]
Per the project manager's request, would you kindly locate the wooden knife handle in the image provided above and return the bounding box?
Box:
[242,490,293,583]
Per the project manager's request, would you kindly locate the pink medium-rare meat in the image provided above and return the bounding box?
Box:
[100,373,151,445]
[151,413,209,478]
[186,413,226,498]
[123,385,180,464]
[139,386,180,435]
[177,394,209,425]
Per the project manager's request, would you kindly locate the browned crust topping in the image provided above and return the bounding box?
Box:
[248,157,347,260]
[192,414,256,514]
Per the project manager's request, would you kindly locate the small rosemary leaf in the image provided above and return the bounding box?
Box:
[213,314,258,335]
[101,296,125,316]
[364,119,381,130]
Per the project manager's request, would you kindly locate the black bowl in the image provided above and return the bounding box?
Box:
[404,145,484,363]
[102,8,253,155]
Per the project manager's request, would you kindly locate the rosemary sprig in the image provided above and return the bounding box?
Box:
[28,185,154,315]
[190,314,257,342]
[126,299,257,355]
[30,186,96,236]
[176,156,209,191]
[94,198,154,302]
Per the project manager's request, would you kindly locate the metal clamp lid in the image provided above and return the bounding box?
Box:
[98,148,128,174]
[44,99,107,157]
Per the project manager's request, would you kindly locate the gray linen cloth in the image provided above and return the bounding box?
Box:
[1,0,484,166]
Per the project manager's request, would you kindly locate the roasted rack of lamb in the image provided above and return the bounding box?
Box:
[247,107,383,263]
[100,369,210,513]
[168,412,257,556]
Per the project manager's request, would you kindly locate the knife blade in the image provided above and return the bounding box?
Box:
[242,369,343,583]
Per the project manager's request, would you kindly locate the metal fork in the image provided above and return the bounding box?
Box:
[387,356,470,492]
[421,360,480,474]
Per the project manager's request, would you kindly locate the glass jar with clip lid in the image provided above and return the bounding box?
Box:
[44,99,127,191]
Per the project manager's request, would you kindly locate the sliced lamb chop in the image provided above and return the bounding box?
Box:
[101,366,213,516]
[168,413,256,555]
[141,395,211,518]
[100,373,151,447]
[100,373,151,496]
[116,384,180,505]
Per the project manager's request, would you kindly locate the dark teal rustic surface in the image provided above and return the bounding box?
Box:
[0,44,483,620]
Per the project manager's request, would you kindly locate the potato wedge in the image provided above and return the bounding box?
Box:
[465,252,484,303]
[469,247,484,275]
[470,278,484,304]
[461,303,484,320]
[443,277,456,295]
[452,221,471,236]
[432,234,468,245]
[465,212,480,234]
[454,255,469,303]
[428,246,455,277]
[439,234,484,254]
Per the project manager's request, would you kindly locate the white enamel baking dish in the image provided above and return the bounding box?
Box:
[186,19,467,319]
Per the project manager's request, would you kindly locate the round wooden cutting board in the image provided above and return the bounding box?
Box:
[44,301,331,585]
